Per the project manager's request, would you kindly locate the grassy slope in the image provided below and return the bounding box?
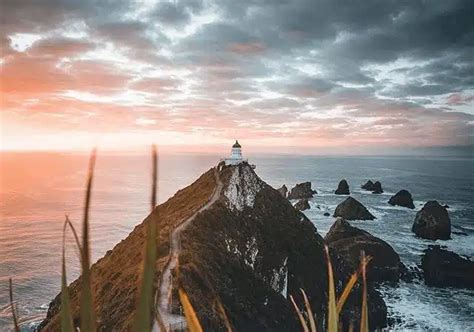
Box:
[39,168,217,331]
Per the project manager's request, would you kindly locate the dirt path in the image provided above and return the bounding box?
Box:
[154,168,223,331]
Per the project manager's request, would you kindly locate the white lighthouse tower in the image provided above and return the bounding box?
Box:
[230,140,242,161]
[220,140,256,168]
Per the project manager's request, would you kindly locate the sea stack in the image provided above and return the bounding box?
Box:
[412,201,451,240]
[361,180,374,190]
[335,179,350,195]
[334,197,376,220]
[361,180,383,194]
[388,190,415,209]
[372,181,383,194]
[287,181,316,199]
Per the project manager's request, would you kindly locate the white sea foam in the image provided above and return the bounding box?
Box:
[380,282,474,331]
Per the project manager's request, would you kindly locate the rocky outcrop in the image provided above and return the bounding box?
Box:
[277,184,288,198]
[40,162,387,331]
[421,246,474,289]
[294,198,310,211]
[334,197,376,220]
[388,190,415,209]
[361,180,374,190]
[412,201,451,240]
[325,218,403,282]
[372,181,383,194]
[335,179,350,195]
[287,181,316,199]
[361,180,383,194]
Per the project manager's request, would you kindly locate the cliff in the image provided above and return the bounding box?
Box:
[38,169,217,331]
[39,162,387,331]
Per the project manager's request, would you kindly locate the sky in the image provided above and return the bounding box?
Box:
[0,0,473,154]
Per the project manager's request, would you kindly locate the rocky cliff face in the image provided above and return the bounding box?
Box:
[177,163,329,330]
[39,162,387,331]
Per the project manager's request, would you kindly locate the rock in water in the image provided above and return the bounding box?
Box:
[325,218,403,282]
[372,181,383,194]
[412,201,451,240]
[361,180,383,193]
[334,197,376,220]
[361,180,374,190]
[388,189,415,209]
[276,184,288,198]
[39,162,387,331]
[287,181,316,199]
[421,246,474,289]
[335,179,350,195]
[294,198,310,211]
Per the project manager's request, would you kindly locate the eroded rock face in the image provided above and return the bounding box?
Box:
[388,190,415,209]
[287,182,316,199]
[334,197,376,220]
[412,201,451,240]
[335,179,350,195]
[325,218,403,283]
[421,246,474,289]
[277,184,288,198]
[294,198,310,211]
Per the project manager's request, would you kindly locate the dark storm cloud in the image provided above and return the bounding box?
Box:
[2,0,473,148]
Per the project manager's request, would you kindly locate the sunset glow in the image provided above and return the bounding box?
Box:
[1,1,473,153]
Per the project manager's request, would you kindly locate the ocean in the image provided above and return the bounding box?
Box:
[1,152,473,330]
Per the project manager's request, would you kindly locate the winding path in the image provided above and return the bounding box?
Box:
[154,168,223,331]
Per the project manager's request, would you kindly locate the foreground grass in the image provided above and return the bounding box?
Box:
[9,147,371,332]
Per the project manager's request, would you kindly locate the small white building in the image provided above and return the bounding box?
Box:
[221,140,255,168]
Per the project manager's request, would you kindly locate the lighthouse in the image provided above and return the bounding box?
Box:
[221,140,255,168]
[230,140,242,161]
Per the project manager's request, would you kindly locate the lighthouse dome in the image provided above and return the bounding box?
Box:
[232,140,241,148]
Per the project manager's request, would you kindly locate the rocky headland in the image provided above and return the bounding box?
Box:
[38,163,388,331]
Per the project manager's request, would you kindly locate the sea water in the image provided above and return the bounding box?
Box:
[0,152,473,330]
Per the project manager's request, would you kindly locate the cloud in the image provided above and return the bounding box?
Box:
[1,0,473,151]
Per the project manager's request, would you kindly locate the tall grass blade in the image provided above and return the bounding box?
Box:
[8,278,20,332]
[80,149,97,332]
[337,255,372,315]
[65,215,82,261]
[179,288,203,332]
[290,295,309,332]
[132,145,158,331]
[360,251,369,332]
[336,271,358,315]
[214,298,233,332]
[300,289,316,332]
[324,246,338,332]
[61,219,75,332]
